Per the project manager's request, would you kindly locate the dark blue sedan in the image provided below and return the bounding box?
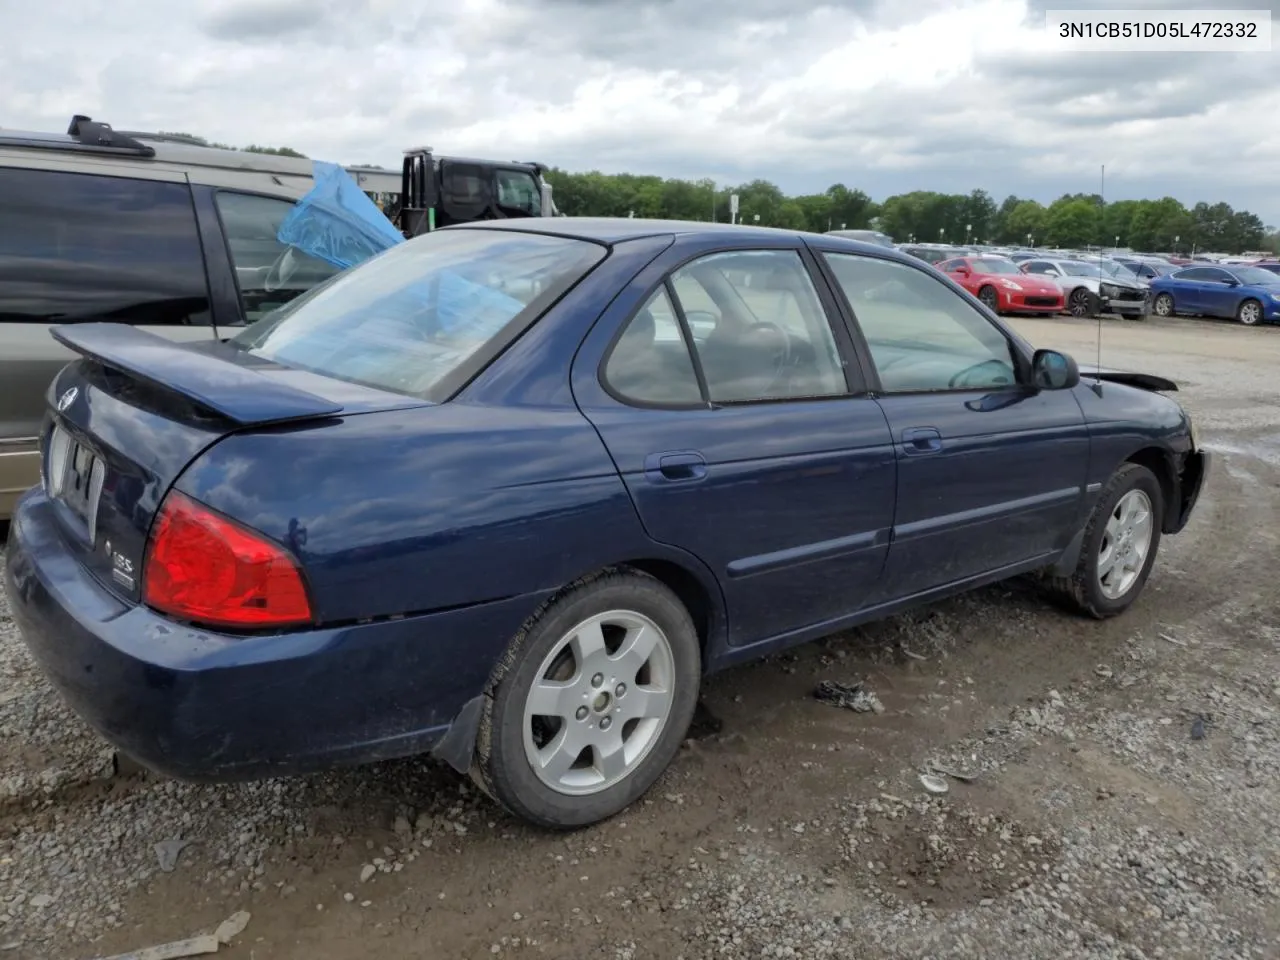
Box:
[4,219,1209,828]
[1149,263,1280,325]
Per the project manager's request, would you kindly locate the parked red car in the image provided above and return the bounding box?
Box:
[937,256,1065,315]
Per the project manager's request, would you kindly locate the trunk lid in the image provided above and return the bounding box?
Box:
[42,322,429,603]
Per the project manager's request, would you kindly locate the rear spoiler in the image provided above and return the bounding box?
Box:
[51,323,344,425]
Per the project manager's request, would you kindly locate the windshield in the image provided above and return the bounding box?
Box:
[971,258,1021,275]
[495,169,542,215]
[233,229,605,400]
[1099,261,1139,280]
[1056,261,1094,277]
[1229,266,1280,285]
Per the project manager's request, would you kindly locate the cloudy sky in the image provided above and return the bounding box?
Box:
[4,0,1279,221]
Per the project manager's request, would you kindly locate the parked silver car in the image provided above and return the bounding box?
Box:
[1017,258,1149,318]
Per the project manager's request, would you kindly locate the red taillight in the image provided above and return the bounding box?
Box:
[143,492,312,629]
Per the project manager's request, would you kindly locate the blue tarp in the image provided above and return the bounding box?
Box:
[276,160,405,270]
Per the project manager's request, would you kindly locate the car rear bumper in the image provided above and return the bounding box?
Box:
[4,490,546,782]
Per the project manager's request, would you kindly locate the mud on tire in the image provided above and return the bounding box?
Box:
[473,569,701,830]
[1047,462,1164,619]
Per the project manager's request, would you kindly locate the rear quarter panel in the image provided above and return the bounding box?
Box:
[176,403,651,623]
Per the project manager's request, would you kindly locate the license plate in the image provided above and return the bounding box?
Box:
[47,425,106,543]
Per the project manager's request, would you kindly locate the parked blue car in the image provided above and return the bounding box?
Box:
[4,219,1208,829]
[1149,264,1280,325]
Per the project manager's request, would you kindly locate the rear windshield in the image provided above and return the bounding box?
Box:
[232,229,605,401]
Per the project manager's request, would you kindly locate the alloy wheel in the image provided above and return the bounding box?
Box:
[522,610,676,796]
[1097,489,1154,600]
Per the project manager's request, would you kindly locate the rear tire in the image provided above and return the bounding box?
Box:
[474,570,701,829]
[1237,298,1262,326]
[1047,463,1163,619]
[1068,287,1100,318]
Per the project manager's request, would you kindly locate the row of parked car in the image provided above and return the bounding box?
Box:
[890,241,1280,326]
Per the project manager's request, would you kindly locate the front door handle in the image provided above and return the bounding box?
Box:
[644,450,708,483]
[901,427,943,456]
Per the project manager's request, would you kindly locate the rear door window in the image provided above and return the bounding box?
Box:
[0,167,211,325]
[214,191,342,323]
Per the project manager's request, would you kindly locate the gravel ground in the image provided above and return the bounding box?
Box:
[1,314,1278,960]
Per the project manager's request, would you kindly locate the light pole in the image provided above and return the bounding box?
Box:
[939,227,945,241]
[1026,232,1034,248]
[965,222,972,245]
[1174,234,1180,255]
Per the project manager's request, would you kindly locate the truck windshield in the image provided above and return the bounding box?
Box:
[496,170,541,215]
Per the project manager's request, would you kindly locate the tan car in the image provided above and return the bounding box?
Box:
[0,116,555,518]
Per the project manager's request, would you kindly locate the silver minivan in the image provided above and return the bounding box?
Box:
[0,117,553,518]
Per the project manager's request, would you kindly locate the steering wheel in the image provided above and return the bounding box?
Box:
[743,321,793,393]
[683,309,718,330]
[948,358,1015,390]
[263,247,300,294]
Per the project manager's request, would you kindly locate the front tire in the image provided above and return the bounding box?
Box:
[1152,293,1175,318]
[978,285,1000,313]
[475,570,701,829]
[1048,463,1163,619]
[1237,298,1262,326]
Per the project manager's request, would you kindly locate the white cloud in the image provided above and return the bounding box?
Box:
[3,0,1279,220]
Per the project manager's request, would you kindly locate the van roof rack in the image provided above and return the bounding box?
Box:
[65,115,157,157]
[0,115,156,158]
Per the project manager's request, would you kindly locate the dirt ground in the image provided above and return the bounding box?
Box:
[1,313,1278,960]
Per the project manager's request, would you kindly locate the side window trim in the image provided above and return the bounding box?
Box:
[796,244,866,397]
[805,244,885,395]
[600,244,864,410]
[598,284,710,411]
[190,185,248,330]
[210,187,343,327]
[664,277,712,403]
[668,247,855,406]
[813,248,1032,397]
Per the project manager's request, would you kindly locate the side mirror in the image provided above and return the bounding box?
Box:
[1223,278,1239,286]
[952,266,970,276]
[1031,349,1080,390]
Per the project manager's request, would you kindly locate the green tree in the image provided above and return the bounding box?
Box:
[1003,200,1047,245]
[1101,199,1141,248]
[481,166,1269,252]
[991,194,1022,242]
[1129,197,1192,252]
[1044,198,1100,247]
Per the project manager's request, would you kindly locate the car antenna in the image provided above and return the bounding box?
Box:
[1092,163,1105,397]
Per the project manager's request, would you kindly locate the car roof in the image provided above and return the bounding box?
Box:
[452,217,920,260]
